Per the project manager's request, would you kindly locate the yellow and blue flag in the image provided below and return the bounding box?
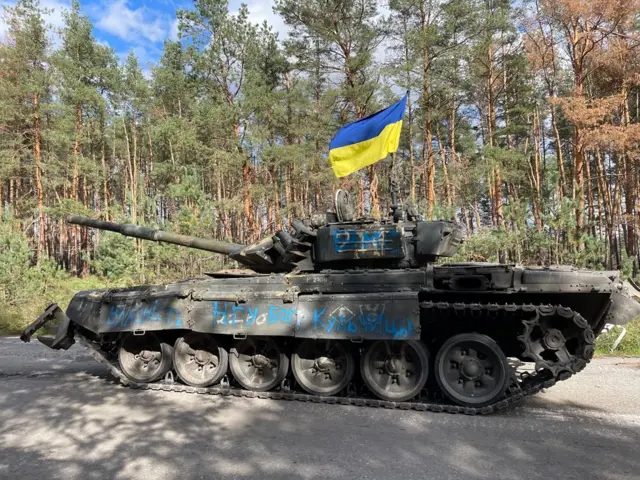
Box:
[328,95,407,177]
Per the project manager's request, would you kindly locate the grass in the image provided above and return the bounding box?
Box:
[0,275,113,336]
[594,317,640,357]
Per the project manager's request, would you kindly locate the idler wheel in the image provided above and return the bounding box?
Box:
[291,340,355,396]
[229,338,289,392]
[173,333,228,387]
[118,332,173,383]
[435,333,509,408]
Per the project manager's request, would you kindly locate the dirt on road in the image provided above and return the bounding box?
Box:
[1,338,639,480]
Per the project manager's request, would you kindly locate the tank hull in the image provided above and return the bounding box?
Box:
[22,263,640,414]
[64,264,636,340]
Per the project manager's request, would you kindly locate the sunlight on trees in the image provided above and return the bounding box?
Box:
[2,0,640,297]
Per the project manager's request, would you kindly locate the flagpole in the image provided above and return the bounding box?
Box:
[390,152,397,207]
[389,152,403,222]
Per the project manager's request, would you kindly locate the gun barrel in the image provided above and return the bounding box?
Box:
[65,215,244,255]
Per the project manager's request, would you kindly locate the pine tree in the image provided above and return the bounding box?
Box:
[55,0,117,275]
[0,0,51,263]
[275,0,384,216]
[178,0,259,241]
[2,0,640,287]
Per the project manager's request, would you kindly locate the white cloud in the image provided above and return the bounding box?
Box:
[168,17,178,41]
[231,0,288,40]
[117,44,161,70]
[41,0,70,32]
[0,0,70,46]
[0,2,8,41]
[95,0,173,43]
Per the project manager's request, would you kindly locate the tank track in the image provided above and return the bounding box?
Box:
[76,302,595,415]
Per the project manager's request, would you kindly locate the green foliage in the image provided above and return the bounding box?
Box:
[89,232,138,281]
[595,319,640,357]
[445,225,608,268]
[0,220,111,334]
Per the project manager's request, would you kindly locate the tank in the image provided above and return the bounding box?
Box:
[21,191,640,414]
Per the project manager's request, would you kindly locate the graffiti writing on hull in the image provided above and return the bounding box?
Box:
[312,303,415,339]
[212,302,298,328]
[106,301,183,328]
[359,304,384,324]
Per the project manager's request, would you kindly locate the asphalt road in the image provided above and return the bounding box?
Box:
[0,338,638,480]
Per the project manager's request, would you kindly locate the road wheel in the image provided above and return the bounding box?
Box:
[291,340,354,396]
[118,332,173,383]
[229,338,288,391]
[435,333,509,407]
[173,333,228,387]
[361,340,429,402]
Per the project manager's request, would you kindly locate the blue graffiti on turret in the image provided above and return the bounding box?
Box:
[333,229,402,254]
[106,301,182,329]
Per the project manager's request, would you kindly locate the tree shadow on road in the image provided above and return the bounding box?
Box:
[0,345,638,480]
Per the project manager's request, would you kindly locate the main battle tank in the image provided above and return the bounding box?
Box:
[22,191,640,414]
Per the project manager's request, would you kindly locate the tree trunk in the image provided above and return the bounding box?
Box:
[550,104,565,200]
[449,104,457,206]
[530,111,543,231]
[33,92,44,264]
[420,8,435,219]
[72,104,81,201]
[146,125,154,198]
[486,45,503,229]
[622,85,636,256]
[573,64,585,238]
[101,132,109,221]
[122,115,133,219]
[585,154,595,236]
[81,175,89,278]
[424,103,435,219]
[368,165,380,218]
[574,135,585,234]
[358,175,364,217]
[243,160,252,240]
[70,104,82,275]
[131,123,138,224]
[494,167,504,228]
[594,150,607,239]
[436,124,452,214]
[409,96,416,202]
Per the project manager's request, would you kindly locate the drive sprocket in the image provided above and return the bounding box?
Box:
[517,305,594,378]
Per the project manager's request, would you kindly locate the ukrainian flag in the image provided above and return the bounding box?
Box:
[328,95,407,177]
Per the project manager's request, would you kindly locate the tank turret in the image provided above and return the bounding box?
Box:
[66,191,465,274]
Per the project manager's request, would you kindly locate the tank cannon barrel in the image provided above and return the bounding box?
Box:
[65,215,245,256]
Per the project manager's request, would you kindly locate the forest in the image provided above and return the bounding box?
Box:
[1,0,640,348]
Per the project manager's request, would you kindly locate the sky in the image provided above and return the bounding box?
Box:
[0,0,288,67]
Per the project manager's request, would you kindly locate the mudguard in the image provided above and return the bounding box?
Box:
[20,303,75,350]
[609,281,640,325]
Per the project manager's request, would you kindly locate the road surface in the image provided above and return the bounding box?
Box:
[0,337,638,480]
